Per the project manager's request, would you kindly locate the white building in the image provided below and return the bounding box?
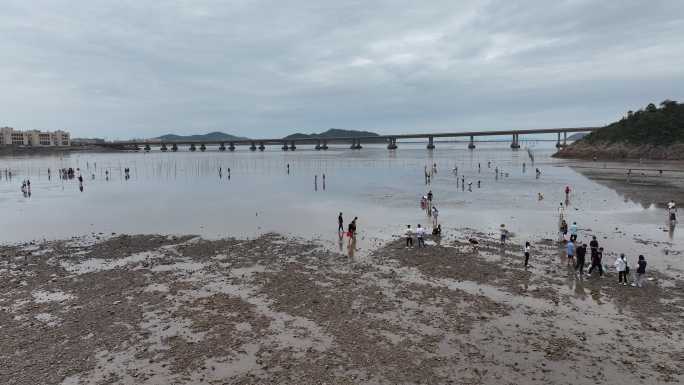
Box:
[0,127,70,147]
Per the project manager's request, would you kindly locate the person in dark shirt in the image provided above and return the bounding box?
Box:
[338,212,344,232]
[575,243,587,276]
[346,217,357,248]
[432,224,441,236]
[633,255,647,287]
[589,236,599,258]
[347,217,357,238]
[587,247,604,277]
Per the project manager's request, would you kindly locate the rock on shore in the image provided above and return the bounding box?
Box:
[553,141,684,160]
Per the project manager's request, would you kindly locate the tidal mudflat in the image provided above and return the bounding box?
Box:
[2,144,684,384]
[1,231,682,385]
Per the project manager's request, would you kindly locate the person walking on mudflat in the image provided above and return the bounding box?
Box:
[347,217,358,248]
[416,224,425,248]
[576,243,587,277]
[338,212,344,233]
[405,225,413,247]
[615,254,628,286]
[566,240,575,266]
[499,224,508,245]
[524,242,531,267]
[570,221,578,242]
[587,247,604,278]
[431,205,439,227]
[559,219,568,242]
[633,255,647,287]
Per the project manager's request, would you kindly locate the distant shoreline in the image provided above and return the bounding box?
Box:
[553,141,684,161]
[0,145,116,156]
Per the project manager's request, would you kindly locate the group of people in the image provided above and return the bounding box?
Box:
[404,223,441,248]
[338,212,358,247]
[420,190,440,226]
[558,193,649,287]
[407,189,442,247]
[451,165,482,191]
[20,179,31,197]
[424,164,437,184]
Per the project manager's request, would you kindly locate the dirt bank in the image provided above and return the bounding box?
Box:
[1,233,682,384]
[553,141,684,160]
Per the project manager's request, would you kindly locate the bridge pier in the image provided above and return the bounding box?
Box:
[219,143,226,151]
[229,142,235,151]
[556,132,561,148]
[144,144,151,152]
[468,136,476,150]
[350,138,362,149]
[200,144,206,152]
[189,144,196,152]
[387,138,397,150]
[563,132,567,147]
[282,142,289,151]
[289,141,296,151]
[427,136,435,150]
[171,143,178,152]
[510,133,520,149]
[259,142,265,151]
[315,140,321,150]
[161,143,168,152]
[250,142,257,151]
[321,140,328,150]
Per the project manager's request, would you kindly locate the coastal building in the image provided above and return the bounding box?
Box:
[0,127,70,146]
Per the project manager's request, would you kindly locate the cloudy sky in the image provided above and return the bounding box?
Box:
[1,0,683,139]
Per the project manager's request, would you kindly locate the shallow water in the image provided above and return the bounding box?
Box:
[1,142,683,270]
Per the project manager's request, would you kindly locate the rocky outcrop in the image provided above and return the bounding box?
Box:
[553,141,684,160]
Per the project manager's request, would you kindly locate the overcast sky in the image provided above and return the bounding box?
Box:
[1,0,683,139]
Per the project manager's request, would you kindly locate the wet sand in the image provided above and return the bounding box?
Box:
[1,232,682,384]
[570,163,684,208]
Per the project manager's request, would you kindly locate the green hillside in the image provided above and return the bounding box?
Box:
[584,100,684,145]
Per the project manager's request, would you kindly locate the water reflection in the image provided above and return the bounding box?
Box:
[0,144,682,271]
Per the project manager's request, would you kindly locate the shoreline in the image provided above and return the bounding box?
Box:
[2,232,682,384]
[553,141,684,161]
[0,145,117,156]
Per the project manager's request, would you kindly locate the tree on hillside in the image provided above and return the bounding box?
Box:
[584,100,683,145]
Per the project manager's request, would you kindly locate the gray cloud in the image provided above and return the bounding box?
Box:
[1,0,683,139]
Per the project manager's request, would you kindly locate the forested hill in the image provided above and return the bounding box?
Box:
[584,100,684,145]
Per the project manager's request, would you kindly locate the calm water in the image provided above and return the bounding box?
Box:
[1,143,682,270]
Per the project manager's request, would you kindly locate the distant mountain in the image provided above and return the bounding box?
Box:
[155,132,249,142]
[283,128,380,140]
[567,132,587,141]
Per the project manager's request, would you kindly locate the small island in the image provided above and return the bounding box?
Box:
[554,100,684,160]
[283,128,380,140]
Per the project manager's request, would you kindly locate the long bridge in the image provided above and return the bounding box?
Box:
[104,126,601,152]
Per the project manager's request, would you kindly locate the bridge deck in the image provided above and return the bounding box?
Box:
[105,126,600,146]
